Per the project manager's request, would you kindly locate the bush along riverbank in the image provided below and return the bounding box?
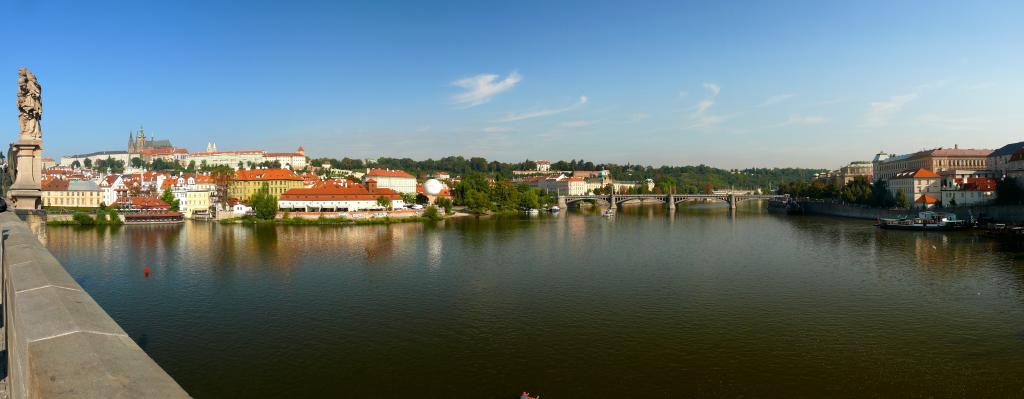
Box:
[47,210,124,226]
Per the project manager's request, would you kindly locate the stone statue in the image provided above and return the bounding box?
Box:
[16,67,42,141]
[8,67,44,210]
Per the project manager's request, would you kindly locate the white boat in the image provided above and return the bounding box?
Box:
[528,208,540,215]
[549,206,560,212]
[877,211,971,231]
[603,209,615,217]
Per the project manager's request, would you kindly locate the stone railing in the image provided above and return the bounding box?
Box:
[1,211,189,398]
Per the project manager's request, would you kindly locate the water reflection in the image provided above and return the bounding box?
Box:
[40,206,1024,398]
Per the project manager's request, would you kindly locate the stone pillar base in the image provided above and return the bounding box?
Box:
[8,139,42,210]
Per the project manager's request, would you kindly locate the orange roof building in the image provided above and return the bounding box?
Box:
[229,168,305,201]
[889,168,942,208]
[279,180,404,212]
[363,168,417,194]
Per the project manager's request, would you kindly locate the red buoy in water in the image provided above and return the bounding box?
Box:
[144,266,150,277]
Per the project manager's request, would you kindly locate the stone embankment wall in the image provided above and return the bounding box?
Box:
[799,200,1024,223]
[1,211,188,398]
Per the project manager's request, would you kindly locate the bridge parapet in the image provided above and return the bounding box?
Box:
[1,211,189,398]
[561,193,788,207]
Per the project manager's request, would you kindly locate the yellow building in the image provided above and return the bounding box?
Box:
[42,180,103,208]
[174,188,212,218]
[229,169,304,202]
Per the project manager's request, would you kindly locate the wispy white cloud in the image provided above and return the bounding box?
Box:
[687,114,727,129]
[451,71,522,108]
[483,126,514,134]
[864,94,917,127]
[760,93,796,107]
[782,114,827,126]
[497,96,588,122]
[703,82,720,96]
[560,120,592,128]
[696,99,715,114]
[687,82,725,128]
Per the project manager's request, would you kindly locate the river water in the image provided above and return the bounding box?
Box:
[44,203,1024,397]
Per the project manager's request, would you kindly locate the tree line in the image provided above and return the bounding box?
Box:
[451,173,555,213]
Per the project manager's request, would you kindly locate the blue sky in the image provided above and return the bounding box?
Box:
[2,0,1022,168]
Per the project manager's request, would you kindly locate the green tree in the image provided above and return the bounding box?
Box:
[72,212,95,225]
[249,183,279,219]
[400,192,417,204]
[895,188,908,208]
[107,209,122,225]
[376,196,392,210]
[465,190,491,212]
[187,160,196,171]
[94,208,108,224]
[71,160,81,168]
[490,180,520,211]
[996,177,1024,205]
[130,157,144,168]
[422,205,442,221]
[435,197,453,215]
[519,189,540,209]
[160,188,181,211]
[83,158,92,168]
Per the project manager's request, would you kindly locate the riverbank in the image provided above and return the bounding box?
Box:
[798,200,1024,223]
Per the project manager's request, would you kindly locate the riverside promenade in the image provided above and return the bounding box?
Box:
[0,211,188,398]
[798,199,1024,223]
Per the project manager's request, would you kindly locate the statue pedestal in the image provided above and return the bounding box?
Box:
[8,138,42,210]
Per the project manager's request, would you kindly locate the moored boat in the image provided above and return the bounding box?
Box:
[876,211,971,231]
[767,198,802,215]
[984,224,1024,240]
[123,211,185,224]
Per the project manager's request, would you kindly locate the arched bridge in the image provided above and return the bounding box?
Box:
[559,193,789,210]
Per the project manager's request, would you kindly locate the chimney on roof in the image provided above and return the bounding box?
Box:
[365,179,377,191]
[954,144,958,149]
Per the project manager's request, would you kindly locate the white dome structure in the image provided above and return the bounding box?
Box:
[424,179,443,196]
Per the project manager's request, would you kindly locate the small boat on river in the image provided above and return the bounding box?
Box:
[767,198,802,215]
[984,224,1024,240]
[876,211,971,231]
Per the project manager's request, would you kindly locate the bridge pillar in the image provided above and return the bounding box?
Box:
[609,194,616,208]
[557,196,567,209]
[667,194,675,211]
[728,194,737,209]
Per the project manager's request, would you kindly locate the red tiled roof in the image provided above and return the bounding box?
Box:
[923,148,993,157]
[280,182,401,201]
[234,169,302,181]
[190,150,264,156]
[916,194,940,204]
[366,168,414,178]
[129,197,170,209]
[42,179,69,191]
[895,168,940,179]
[265,152,303,157]
[141,147,184,156]
[963,177,997,191]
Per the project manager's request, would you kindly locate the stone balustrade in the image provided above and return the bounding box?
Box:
[1,211,189,398]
